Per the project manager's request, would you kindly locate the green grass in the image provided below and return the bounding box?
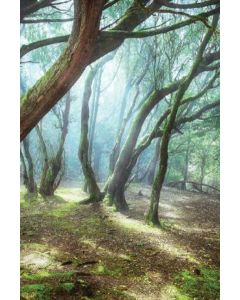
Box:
[46,202,77,217]
[21,270,74,281]
[175,266,220,300]
[20,284,51,300]
[160,220,176,231]
[59,282,75,293]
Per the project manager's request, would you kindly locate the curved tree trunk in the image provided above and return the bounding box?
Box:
[105,84,182,211]
[79,53,115,194]
[145,15,219,226]
[20,0,105,140]
[104,50,218,209]
[78,68,102,202]
[20,0,219,141]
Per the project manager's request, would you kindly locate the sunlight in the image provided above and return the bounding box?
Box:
[104,205,202,266]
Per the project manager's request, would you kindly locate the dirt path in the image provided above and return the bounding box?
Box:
[20,184,220,300]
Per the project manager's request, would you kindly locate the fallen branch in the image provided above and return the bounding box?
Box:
[166,181,220,192]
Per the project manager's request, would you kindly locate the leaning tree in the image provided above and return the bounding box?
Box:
[20,0,220,140]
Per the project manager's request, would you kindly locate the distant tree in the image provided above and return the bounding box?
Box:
[20,137,38,195]
[37,93,71,196]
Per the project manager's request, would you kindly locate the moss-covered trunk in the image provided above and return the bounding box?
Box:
[145,15,219,226]
[21,0,104,140]
[79,54,115,199]
[78,67,102,202]
[105,88,175,211]
[105,178,129,211]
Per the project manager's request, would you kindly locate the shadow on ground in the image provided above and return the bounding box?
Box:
[20,184,220,300]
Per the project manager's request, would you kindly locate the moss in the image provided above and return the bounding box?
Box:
[20,284,51,300]
[20,196,38,209]
[85,215,100,226]
[103,194,114,207]
[93,263,122,278]
[21,270,74,281]
[47,202,77,217]
[159,220,175,231]
[21,46,72,108]
[174,266,220,300]
[50,216,79,233]
[21,243,48,252]
[59,282,75,293]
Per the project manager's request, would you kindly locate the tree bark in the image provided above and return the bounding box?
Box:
[78,67,102,202]
[21,0,105,140]
[79,53,114,194]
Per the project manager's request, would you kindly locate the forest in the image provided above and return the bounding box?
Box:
[20,1,220,299]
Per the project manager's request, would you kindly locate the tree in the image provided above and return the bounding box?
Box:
[145,15,219,226]
[20,137,38,194]
[104,49,219,211]
[78,54,114,202]
[21,0,105,140]
[20,0,219,140]
[37,93,71,196]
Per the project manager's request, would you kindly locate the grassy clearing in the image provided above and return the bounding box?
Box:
[46,202,78,217]
[20,284,52,300]
[20,186,220,300]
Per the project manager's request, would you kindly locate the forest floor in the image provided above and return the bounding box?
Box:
[20,183,220,300]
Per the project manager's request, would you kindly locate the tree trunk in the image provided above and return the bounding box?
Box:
[37,93,71,196]
[105,86,179,211]
[145,15,219,226]
[20,1,219,140]
[93,144,102,182]
[147,138,161,185]
[20,0,105,140]
[89,67,103,159]
[182,138,191,190]
[79,53,114,195]
[78,67,102,202]
[21,137,38,194]
[104,52,219,210]
[109,80,133,175]
[200,155,206,192]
